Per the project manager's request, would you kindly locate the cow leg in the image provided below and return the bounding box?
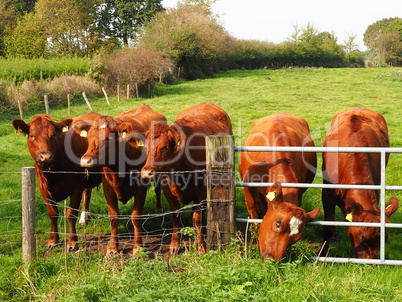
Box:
[244,187,260,219]
[43,197,60,248]
[162,187,182,254]
[154,179,163,213]
[103,180,120,256]
[131,187,147,256]
[66,189,82,252]
[192,202,206,254]
[320,188,336,257]
[79,189,91,227]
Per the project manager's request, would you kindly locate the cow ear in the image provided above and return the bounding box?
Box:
[265,181,283,204]
[305,207,320,223]
[58,118,73,132]
[12,119,29,135]
[386,197,399,217]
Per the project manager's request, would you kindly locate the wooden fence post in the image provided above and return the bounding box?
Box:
[127,85,130,99]
[117,85,120,103]
[102,87,110,105]
[44,95,50,115]
[17,99,24,120]
[82,92,93,112]
[206,135,236,252]
[67,94,71,115]
[22,167,36,262]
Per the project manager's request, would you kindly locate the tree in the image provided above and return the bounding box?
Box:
[34,0,101,56]
[7,0,37,13]
[289,24,302,44]
[4,12,46,58]
[344,34,359,53]
[364,17,402,64]
[139,3,235,79]
[0,0,17,57]
[95,0,163,46]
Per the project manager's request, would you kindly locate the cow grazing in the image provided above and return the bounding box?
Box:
[239,113,320,260]
[141,102,233,253]
[12,113,102,251]
[75,104,167,255]
[321,107,399,259]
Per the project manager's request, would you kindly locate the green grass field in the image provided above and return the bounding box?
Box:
[1,67,402,301]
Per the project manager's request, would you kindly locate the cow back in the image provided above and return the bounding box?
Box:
[323,107,389,187]
[239,113,316,212]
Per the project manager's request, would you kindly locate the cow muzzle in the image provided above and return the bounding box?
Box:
[141,167,156,179]
[36,152,53,166]
[80,156,98,168]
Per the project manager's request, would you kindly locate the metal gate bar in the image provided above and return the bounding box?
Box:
[235,146,402,265]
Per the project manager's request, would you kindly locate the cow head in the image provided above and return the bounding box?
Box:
[74,116,117,168]
[12,115,72,168]
[141,123,184,178]
[259,182,320,261]
[116,121,147,168]
[346,197,398,259]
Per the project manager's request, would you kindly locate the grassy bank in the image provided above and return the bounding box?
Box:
[0,67,401,301]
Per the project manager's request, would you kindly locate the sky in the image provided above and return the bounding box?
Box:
[161,0,402,51]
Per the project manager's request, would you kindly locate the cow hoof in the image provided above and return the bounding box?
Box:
[106,249,119,257]
[67,245,79,253]
[47,243,58,250]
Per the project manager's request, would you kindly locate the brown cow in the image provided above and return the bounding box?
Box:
[75,104,166,255]
[12,113,102,251]
[321,107,399,259]
[239,113,320,260]
[141,102,233,253]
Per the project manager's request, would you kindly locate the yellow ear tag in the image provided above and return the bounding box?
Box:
[386,204,392,211]
[80,129,87,137]
[62,126,68,132]
[122,131,127,139]
[266,191,276,201]
[345,213,353,222]
[137,140,144,147]
[177,139,181,147]
[16,128,25,135]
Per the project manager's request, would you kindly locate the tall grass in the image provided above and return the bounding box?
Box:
[0,67,402,301]
[0,57,90,84]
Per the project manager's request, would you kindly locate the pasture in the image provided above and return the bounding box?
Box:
[1,67,402,301]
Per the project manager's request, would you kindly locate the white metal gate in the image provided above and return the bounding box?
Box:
[235,146,402,265]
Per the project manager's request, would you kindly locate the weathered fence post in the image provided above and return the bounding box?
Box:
[102,87,110,105]
[82,92,93,112]
[17,99,24,120]
[117,85,120,103]
[22,167,36,262]
[206,135,236,252]
[67,94,71,115]
[44,95,50,115]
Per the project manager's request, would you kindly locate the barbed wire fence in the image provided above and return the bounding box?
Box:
[0,165,229,264]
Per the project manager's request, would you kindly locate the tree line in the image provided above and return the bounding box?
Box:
[1,0,402,82]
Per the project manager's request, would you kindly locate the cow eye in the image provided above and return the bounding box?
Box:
[275,218,282,230]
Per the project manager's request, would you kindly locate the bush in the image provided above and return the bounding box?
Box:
[346,50,365,67]
[101,47,173,97]
[2,75,101,110]
[139,4,236,79]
